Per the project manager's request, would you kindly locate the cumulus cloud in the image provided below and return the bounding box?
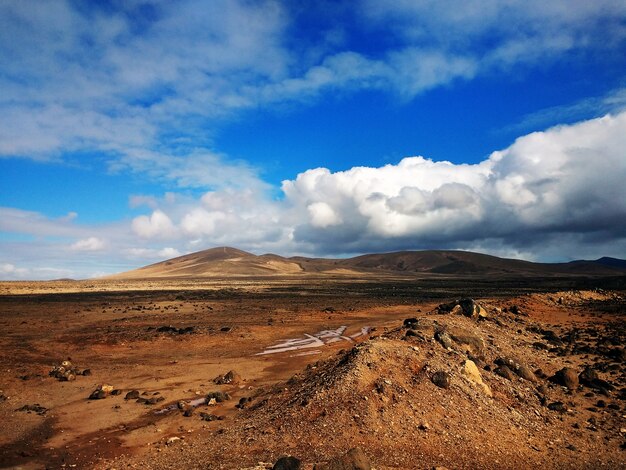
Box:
[131,210,177,239]
[117,111,626,260]
[70,237,105,251]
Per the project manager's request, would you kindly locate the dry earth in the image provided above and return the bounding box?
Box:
[0,276,624,469]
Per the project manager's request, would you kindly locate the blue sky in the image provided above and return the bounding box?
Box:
[1,0,626,279]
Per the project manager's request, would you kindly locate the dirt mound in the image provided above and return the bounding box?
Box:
[118,304,625,469]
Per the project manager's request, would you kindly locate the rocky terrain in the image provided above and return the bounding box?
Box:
[0,272,625,469]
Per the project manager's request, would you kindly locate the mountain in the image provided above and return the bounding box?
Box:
[110,246,304,279]
[106,246,626,279]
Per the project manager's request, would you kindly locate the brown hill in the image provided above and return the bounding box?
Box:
[107,247,626,279]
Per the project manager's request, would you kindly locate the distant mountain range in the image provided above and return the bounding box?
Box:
[106,247,626,279]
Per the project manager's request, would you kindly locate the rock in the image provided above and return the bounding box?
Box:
[214,370,241,385]
[516,364,538,383]
[405,329,419,337]
[550,368,579,390]
[100,384,114,393]
[16,404,48,415]
[403,318,418,327]
[449,331,485,358]
[273,456,301,470]
[432,371,451,389]
[89,389,108,400]
[579,366,599,386]
[183,408,194,417]
[199,412,222,421]
[314,447,371,470]
[206,391,230,402]
[166,436,181,445]
[459,298,483,319]
[495,357,537,382]
[461,360,492,397]
[125,390,140,400]
[236,397,250,409]
[548,402,567,412]
[494,365,517,381]
[435,330,453,349]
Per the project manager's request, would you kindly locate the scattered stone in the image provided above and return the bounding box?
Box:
[236,397,250,409]
[125,390,140,400]
[214,370,241,385]
[432,371,451,389]
[166,436,181,445]
[548,402,567,412]
[220,326,232,332]
[49,360,87,381]
[403,318,418,328]
[550,368,579,390]
[314,447,371,470]
[199,412,222,421]
[16,404,48,415]
[273,456,301,470]
[206,391,230,403]
[183,408,194,417]
[405,329,419,337]
[89,388,108,400]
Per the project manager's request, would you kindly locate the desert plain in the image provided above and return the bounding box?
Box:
[0,249,625,469]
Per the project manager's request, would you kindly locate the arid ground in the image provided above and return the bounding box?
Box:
[0,275,625,469]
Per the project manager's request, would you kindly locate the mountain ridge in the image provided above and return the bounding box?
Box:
[105,246,626,279]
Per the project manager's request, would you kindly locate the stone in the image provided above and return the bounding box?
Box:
[516,364,538,383]
[125,390,140,400]
[578,366,599,386]
[435,331,453,349]
[432,371,451,389]
[89,389,108,400]
[214,370,241,385]
[403,318,418,327]
[314,447,371,470]
[494,365,517,381]
[206,391,230,402]
[548,402,567,412]
[405,329,419,337]
[273,456,302,470]
[461,360,492,397]
[450,331,486,358]
[550,368,579,390]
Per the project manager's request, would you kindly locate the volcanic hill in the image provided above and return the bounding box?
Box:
[108,246,626,279]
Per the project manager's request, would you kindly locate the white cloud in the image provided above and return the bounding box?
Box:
[70,237,105,251]
[158,247,182,259]
[132,210,177,239]
[1,0,623,176]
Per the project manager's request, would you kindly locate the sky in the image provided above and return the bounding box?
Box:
[1,0,626,280]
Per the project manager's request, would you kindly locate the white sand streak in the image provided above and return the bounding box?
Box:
[257,325,371,355]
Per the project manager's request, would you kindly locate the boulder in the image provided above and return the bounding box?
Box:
[214,370,241,385]
[550,367,579,390]
[461,360,492,397]
[432,371,451,389]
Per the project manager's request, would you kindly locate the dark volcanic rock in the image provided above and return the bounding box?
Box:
[403,318,418,328]
[314,447,371,470]
[432,371,451,389]
[125,390,140,400]
[273,456,302,470]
